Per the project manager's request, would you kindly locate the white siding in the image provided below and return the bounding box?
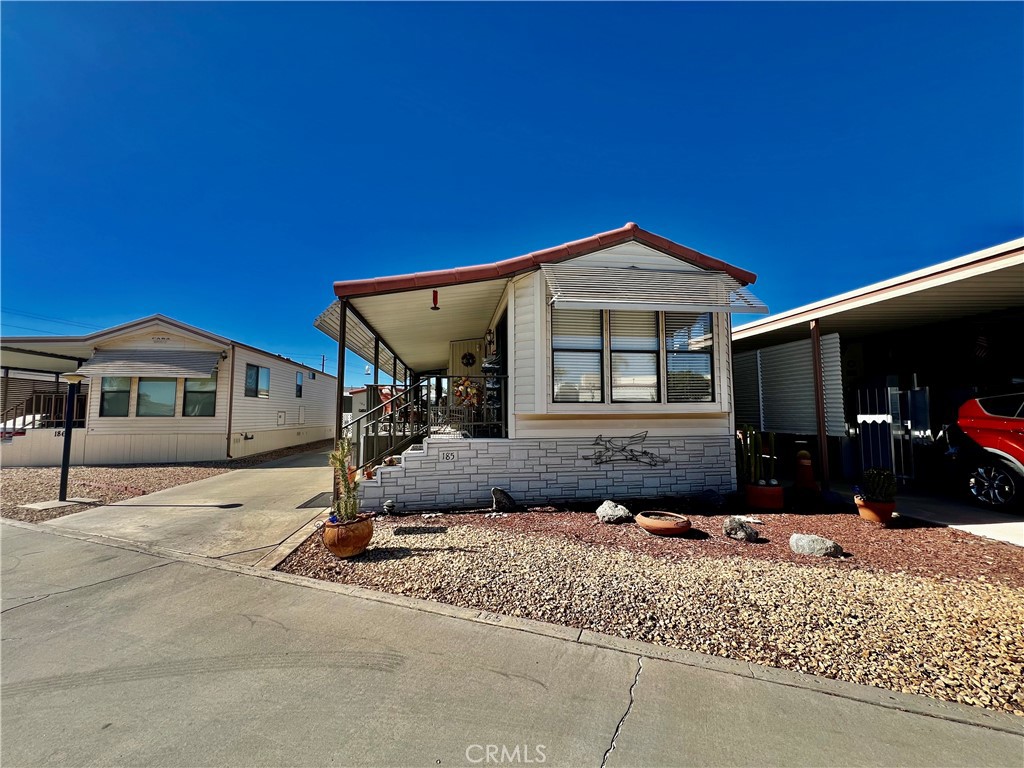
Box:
[83,330,229,437]
[569,242,703,272]
[229,347,336,457]
[512,275,536,417]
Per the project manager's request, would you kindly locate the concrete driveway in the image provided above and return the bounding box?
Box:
[45,449,332,565]
[894,491,1024,547]
[2,522,1022,768]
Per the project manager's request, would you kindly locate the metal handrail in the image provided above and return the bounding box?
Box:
[342,376,507,472]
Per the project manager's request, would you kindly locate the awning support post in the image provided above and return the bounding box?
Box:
[810,318,830,491]
[373,337,380,389]
[335,299,348,450]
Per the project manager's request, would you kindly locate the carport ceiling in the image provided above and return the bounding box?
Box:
[321,278,510,373]
[0,344,92,375]
[732,245,1024,353]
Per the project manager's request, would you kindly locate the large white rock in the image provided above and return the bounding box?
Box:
[596,500,632,524]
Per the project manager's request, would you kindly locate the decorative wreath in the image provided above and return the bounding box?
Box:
[452,376,482,408]
[461,352,477,368]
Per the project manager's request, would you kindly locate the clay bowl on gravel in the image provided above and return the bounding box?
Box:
[635,511,692,536]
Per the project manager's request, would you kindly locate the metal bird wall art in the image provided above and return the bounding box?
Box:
[585,431,667,467]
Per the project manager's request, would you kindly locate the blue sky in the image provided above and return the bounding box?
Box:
[2,2,1021,385]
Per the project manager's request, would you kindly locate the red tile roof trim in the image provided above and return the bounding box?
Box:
[333,222,757,299]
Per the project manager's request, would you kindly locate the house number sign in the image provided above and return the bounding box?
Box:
[439,451,457,462]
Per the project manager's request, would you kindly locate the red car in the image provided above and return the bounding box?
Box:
[951,393,1024,508]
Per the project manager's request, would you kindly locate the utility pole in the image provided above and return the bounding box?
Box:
[321,354,326,373]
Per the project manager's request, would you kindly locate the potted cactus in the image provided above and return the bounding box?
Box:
[854,468,897,525]
[322,437,374,558]
[737,426,784,510]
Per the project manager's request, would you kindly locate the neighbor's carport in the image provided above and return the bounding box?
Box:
[731,238,1024,487]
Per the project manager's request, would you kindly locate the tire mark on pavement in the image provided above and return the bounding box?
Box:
[1,561,171,611]
[4,651,405,697]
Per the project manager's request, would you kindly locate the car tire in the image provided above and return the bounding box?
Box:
[967,458,1022,509]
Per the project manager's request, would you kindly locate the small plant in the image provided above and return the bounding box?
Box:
[736,425,778,486]
[328,436,360,522]
[856,468,897,504]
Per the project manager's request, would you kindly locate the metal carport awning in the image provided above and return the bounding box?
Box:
[76,349,223,378]
[540,264,768,314]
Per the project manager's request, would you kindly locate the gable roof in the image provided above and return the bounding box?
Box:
[1,314,336,379]
[332,222,758,299]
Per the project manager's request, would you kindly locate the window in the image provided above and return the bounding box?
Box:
[665,313,714,403]
[552,308,603,402]
[99,376,131,417]
[136,378,177,417]
[245,364,270,398]
[183,378,217,417]
[295,372,303,398]
[610,311,659,402]
[309,371,316,380]
[550,309,716,404]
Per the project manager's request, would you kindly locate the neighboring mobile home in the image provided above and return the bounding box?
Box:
[731,237,1024,489]
[1,315,336,466]
[315,223,768,511]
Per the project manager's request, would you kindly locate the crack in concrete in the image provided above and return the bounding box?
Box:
[0,562,171,613]
[601,656,643,768]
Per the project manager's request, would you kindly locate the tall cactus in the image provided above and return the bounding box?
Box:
[751,430,762,484]
[767,431,776,481]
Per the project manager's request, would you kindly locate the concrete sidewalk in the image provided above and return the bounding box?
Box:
[3,522,1021,768]
[44,448,333,565]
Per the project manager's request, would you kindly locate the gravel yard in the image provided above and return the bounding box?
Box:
[278,509,1024,717]
[1,439,333,523]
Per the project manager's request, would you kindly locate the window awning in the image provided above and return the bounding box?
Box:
[77,349,223,378]
[541,264,769,314]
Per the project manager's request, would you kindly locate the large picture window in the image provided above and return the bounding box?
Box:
[665,313,714,403]
[99,376,131,417]
[295,372,303,398]
[136,378,177,417]
[245,364,270,398]
[552,308,603,402]
[550,309,716,404]
[610,311,659,402]
[183,378,217,417]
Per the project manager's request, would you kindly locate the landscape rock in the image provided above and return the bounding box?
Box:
[790,533,843,558]
[382,499,396,514]
[723,516,759,542]
[596,500,632,524]
[491,487,518,512]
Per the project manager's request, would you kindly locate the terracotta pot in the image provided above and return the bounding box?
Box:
[855,497,895,525]
[635,511,692,537]
[746,484,784,510]
[322,515,374,558]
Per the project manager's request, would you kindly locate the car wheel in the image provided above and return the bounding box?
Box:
[967,460,1021,508]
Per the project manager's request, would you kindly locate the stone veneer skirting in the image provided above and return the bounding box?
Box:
[358,435,735,512]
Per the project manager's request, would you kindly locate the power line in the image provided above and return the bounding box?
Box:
[0,322,79,335]
[0,308,104,331]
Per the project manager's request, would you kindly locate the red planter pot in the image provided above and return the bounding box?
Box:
[855,497,895,525]
[746,484,784,510]
[635,511,692,537]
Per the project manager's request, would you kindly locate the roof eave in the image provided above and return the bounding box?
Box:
[332,222,758,300]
